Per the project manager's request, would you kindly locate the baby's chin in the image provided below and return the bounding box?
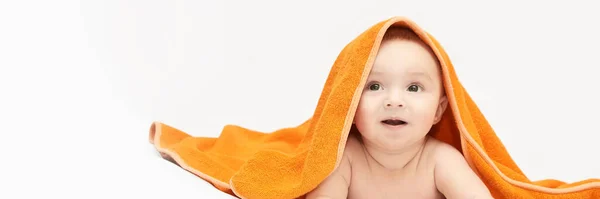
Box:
[362,136,412,151]
[362,133,429,151]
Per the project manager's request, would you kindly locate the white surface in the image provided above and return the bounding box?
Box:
[1,0,599,198]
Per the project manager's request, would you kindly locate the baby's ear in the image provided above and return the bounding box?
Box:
[434,96,448,124]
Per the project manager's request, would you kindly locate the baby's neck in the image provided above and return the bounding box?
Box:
[362,136,429,175]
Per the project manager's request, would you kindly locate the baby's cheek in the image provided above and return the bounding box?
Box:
[414,108,438,124]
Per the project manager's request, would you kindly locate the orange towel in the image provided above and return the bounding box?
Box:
[148,16,600,199]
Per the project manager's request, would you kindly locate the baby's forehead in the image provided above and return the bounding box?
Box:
[370,69,430,77]
[371,62,439,75]
[368,64,442,82]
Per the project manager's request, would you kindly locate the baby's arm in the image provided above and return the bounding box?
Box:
[433,143,494,199]
[305,154,351,199]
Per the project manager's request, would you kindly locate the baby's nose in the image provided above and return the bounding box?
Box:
[385,98,404,108]
[384,92,405,108]
[386,102,403,107]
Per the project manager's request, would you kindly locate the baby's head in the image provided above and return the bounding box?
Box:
[353,26,448,151]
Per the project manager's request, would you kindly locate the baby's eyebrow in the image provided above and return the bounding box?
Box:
[407,71,433,81]
[369,70,384,75]
[368,70,433,81]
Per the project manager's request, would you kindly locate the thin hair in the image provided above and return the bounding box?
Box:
[381,26,436,57]
[382,26,423,43]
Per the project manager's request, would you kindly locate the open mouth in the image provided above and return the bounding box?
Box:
[381,119,407,126]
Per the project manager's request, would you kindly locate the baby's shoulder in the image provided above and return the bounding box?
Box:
[325,133,362,186]
[423,136,465,165]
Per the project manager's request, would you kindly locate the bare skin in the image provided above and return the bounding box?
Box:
[306,133,493,199]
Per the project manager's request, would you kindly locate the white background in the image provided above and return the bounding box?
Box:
[1,0,599,198]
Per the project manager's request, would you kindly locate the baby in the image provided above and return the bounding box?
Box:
[306,27,493,199]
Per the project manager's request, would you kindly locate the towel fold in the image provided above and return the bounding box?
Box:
[148,16,600,199]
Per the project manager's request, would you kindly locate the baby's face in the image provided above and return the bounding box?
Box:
[353,39,447,151]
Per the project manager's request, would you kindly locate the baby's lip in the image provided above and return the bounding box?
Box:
[381,117,408,124]
[382,116,406,121]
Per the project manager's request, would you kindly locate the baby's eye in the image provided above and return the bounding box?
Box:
[369,83,381,91]
[407,84,421,92]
